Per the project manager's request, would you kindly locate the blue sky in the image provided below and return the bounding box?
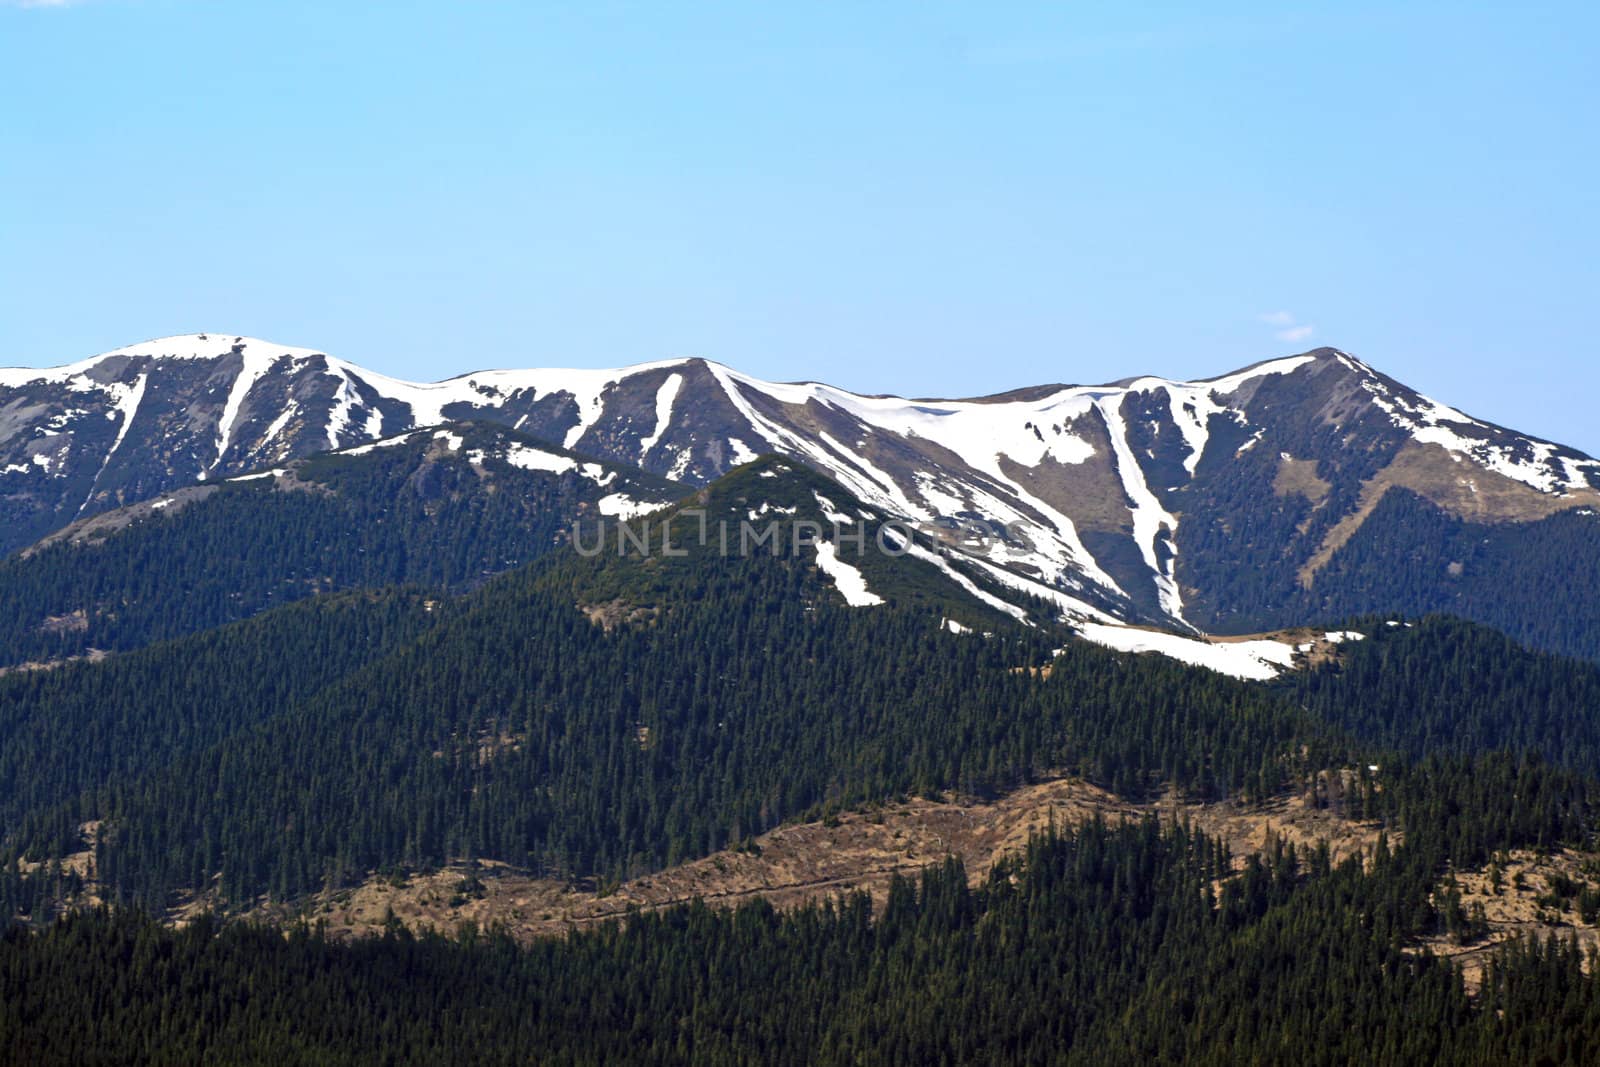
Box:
[3,2,1597,449]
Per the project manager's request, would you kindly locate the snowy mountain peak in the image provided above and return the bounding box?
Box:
[2,336,1596,638]
[98,333,329,363]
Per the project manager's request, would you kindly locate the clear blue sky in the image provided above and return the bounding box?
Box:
[3,2,1596,449]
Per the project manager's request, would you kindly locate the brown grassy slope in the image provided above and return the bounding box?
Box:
[252,775,1389,943]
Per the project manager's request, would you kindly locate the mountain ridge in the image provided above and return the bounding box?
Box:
[5,334,1598,653]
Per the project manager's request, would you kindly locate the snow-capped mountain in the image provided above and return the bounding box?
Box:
[3,334,1598,641]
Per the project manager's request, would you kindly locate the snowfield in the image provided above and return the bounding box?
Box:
[1077,623,1301,682]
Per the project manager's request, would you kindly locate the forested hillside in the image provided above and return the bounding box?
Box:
[7,805,1600,1065]
[4,459,1600,1063]
[0,423,679,667]
[0,491,1343,910]
[6,463,1600,916]
[1195,486,1600,662]
[1279,614,1600,768]
[0,590,436,854]
[1289,491,1600,662]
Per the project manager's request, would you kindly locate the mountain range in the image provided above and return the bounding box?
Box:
[7,335,1600,1062]
[5,333,1598,660]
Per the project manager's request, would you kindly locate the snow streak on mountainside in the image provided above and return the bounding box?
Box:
[1339,352,1600,494]
[3,334,1598,637]
[1075,624,1365,682]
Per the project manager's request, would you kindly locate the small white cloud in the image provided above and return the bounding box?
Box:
[1258,311,1314,344]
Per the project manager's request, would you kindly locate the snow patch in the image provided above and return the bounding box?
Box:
[581,462,617,487]
[814,492,852,525]
[1357,371,1600,495]
[213,347,279,467]
[105,335,325,363]
[324,366,363,450]
[562,376,616,449]
[105,375,147,460]
[75,374,147,513]
[259,402,298,453]
[914,472,968,518]
[637,372,683,458]
[229,468,286,483]
[1077,623,1296,682]
[667,448,695,481]
[0,334,327,391]
[813,540,884,607]
[963,555,1120,625]
[1096,395,1185,622]
[598,494,663,519]
[500,443,576,474]
[339,432,417,457]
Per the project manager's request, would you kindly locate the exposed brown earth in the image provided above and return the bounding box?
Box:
[243,776,1389,943]
[39,609,89,634]
[998,411,1133,536]
[58,774,1566,997]
[579,599,660,631]
[17,821,101,884]
[1208,625,1363,668]
[1299,440,1600,587]
[0,648,110,678]
[1273,455,1332,503]
[1414,848,1600,993]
